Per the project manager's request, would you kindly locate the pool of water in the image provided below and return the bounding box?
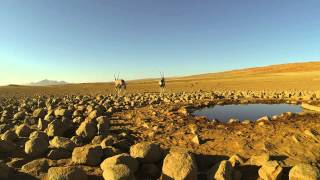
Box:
[192,104,302,122]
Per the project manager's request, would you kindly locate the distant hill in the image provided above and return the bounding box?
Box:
[30,79,68,86]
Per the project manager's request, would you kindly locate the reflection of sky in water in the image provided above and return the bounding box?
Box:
[193,104,302,122]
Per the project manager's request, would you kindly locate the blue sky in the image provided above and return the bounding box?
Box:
[0,0,320,85]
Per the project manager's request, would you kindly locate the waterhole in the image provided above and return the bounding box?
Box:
[192,104,302,122]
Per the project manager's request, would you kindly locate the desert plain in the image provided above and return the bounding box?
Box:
[1,62,320,180]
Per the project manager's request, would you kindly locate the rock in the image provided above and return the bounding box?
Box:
[13,111,25,120]
[38,118,49,131]
[0,139,16,152]
[257,116,270,122]
[191,135,201,145]
[15,124,32,137]
[71,136,83,146]
[207,160,233,180]
[304,129,318,141]
[54,108,71,118]
[47,148,71,160]
[139,163,161,178]
[87,110,103,121]
[0,162,9,179]
[178,106,189,116]
[229,154,245,167]
[162,149,198,180]
[100,153,139,173]
[76,120,97,140]
[50,136,75,151]
[47,166,88,180]
[103,146,122,158]
[96,116,110,135]
[46,120,66,137]
[29,131,48,140]
[100,136,116,148]
[91,135,105,144]
[130,142,162,163]
[33,108,47,119]
[1,130,18,141]
[21,159,49,176]
[249,153,270,166]
[242,120,251,124]
[258,161,283,180]
[72,145,103,166]
[289,163,320,180]
[188,124,198,134]
[25,137,49,157]
[102,164,134,180]
[228,118,239,123]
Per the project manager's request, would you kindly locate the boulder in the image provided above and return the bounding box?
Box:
[229,154,245,167]
[72,145,103,166]
[13,111,25,120]
[289,163,320,180]
[38,118,49,131]
[54,108,71,118]
[207,160,233,180]
[29,131,48,140]
[249,153,270,166]
[91,135,105,144]
[100,135,116,148]
[102,164,134,180]
[87,110,102,121]
[25,137,49,157]
[76,120,97,140]
[102,146,122,158]
[100,153,139,173]
[46,120,66,137]
[49,136,75,151]
[139,163,161,178]
[1,130,18,142]
[47,166,88,180]
[15,124,32,137]
[47,148,71,160]
[162,149,198,180]
[256,116,270,122]
[258,161,283,180]
[21,159,49,176]
[96,116,110,135]
[130,142,162,163]
[33,108,47,119]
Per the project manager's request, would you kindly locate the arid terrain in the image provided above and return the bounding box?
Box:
[1,62,320,180]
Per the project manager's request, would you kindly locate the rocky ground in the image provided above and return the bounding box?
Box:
[0,90,320,179]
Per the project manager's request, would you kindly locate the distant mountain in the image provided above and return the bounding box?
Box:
[30,79,68,86]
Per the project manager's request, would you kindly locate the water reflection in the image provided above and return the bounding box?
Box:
[193,104,302,122]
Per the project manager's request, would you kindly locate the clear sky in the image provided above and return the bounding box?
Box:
[0,0,320,85]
